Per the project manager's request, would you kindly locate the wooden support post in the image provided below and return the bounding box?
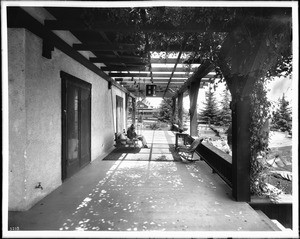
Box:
[177,93,183,128]
[132,97,136,125]
[172,98,176,124]
[231,96,251,202]
[189,80,201,137]
[125,94,129,128]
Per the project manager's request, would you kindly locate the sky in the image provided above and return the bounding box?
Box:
[146,76,293,110]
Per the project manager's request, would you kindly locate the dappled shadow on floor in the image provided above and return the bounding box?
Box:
[8,130,277,232]
[56,158,270,231]
[58,160,188,231]
[104,143,182,162]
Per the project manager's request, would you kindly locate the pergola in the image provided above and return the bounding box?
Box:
[8,6,292,202]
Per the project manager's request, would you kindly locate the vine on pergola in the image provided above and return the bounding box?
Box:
[81,7,292,198]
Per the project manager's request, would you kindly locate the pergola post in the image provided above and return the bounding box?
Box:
[125,93,129,127]
[231,96,251,201]
[132,97,136,125]
[172,97,176,124]
[189,80,200,137]
[177,93,183,128]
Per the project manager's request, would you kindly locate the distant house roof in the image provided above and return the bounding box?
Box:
[137,101,150,109]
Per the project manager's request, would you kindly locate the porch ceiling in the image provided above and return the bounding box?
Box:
[43,7,231,98]
[13,6,289,99]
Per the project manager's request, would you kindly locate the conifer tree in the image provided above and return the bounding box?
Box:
[157,98,173,123]
[218,87,232,126]
[199,86,219,125]
[271,94,292,132]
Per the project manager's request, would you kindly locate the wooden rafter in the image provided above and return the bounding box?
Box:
[74,43,207,52]
[109,73,191,78]
[90,57,147,64]
[7,7,135,98]
[44,20,226,32]
[150,58,198,64]
[101,66,199,72]
[73,43,137,52]
[106,62,148,66]
[91,57,198,64]
[172,60,214,99]
[97,31,132,73]
[162,34,190,98]
[121,79,187,83]
[163,50,184,98]
[101,66,147,71]
[122,78,211,82]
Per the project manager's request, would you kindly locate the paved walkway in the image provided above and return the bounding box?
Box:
[8,130,279,233]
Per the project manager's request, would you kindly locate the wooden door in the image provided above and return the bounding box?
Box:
[116,95,124,133]
[61,72,91,180]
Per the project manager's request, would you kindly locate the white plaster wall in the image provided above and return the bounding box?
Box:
[23,30,62,209]
[8,27,119,210]
[111,88,127,133]
[8,29,27,210]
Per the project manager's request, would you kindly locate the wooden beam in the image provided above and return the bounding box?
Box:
[44,20,226,32]
[132,97,136,125]
[177,93,184,128]
[74,43,203,52]
[102,66,197,72]
[107,62,148,67]
[150,58,189,64]
[122,79,186,83]
[73,43,137,52]
[141,78,211,82]
[101,66,147,71]
[7,7,134,98]
[172,60,214,99]
[110,73,190,78]
[163,52,183,98]
[189,80,201,136]
[93,54,148,60]
[90,57,148,64]
[95,57,200,64]
[97,31,134,74]
[172,98,177,124]
[151,67,197,73]
[231,96,251,201]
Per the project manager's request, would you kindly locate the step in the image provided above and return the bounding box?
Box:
[255,210,281,231]
[271,219,292,231]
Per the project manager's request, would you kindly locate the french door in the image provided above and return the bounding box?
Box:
[61,71,91,180]
[116,95,124,133]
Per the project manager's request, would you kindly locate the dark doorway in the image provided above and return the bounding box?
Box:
[61,71,91,180]
[116,95,124,133]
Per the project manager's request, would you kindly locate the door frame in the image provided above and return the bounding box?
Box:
[61,71,91,181]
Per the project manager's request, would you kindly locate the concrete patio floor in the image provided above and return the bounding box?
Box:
[8,130,282,234]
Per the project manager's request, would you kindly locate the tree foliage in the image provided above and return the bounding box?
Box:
[157,98,173,123]
[217,87,232,126]
[81,7,292,79]
[199,86,219,124]
[271,94,292,132]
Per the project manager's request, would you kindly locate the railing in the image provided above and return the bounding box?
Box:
[186,135,232,188]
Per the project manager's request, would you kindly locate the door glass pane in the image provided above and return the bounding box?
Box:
[80,88,90,166]
[67,85,79,165]
[116,96,124,133]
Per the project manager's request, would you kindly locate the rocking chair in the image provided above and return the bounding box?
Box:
[176,137,203,161]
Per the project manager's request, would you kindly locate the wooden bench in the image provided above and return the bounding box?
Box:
[115,132,139,148]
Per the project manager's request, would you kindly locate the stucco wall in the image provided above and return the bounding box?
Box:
[111,88,127,133]
[8,27,120,210]
[8,29,27,211]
